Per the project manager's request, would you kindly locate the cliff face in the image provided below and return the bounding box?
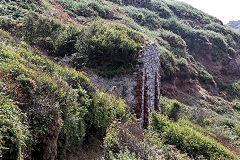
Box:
[228,20,240,32]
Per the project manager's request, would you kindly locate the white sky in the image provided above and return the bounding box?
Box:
[177,0,240,24]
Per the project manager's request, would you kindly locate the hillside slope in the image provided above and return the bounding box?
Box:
[1,0,240,159]
[228,20,240,32]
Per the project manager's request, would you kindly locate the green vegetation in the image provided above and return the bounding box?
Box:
[0,15,145,77]
[150,112,237,159]
[57,0,116,20]
[72,20,145,77]
[107,147,143,160]
[0,94,30,159]
[0,0,45,20]
[160,97,182,121]
[104,119,190,160]
[1,0,240,159]
[0,29,128,159]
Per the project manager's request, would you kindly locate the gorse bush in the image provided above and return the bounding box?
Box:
[0,0,44,20]
[1,15,145,77]
[0,15,80,56]
[122,6,162,30]
[1,0,240,159]
[0,93,30,160]
[0,29,129,159]
[160,97,182,121]
[150,112,237,159]
[226,81,240,98]
[88,90,129,135]
[22,14,80,56]
[107,147,142,160]
[104,119,164,160]
[104,119,191,160]
[0,28,91,159]
[58,0,116,19]
[72,20,145,77]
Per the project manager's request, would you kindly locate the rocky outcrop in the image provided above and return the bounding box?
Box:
[42,110,61,160]
[86,42,161,129]
[32,110,62,160]
[227,20,240,32]
[228,54,240,76]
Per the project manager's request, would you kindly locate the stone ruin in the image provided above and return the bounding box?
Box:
[86,42,161,129]
[134,42,161,128]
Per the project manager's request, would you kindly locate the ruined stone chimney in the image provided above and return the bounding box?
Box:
[86,42,161,129]
[134,42,161,129]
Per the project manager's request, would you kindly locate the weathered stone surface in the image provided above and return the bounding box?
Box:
[86,42,161,129]
[228,54,240,76]
[136,43,161,128]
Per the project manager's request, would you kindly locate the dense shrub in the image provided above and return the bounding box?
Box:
[57,0,115,19]
[0,94,30,159]
[226,81,240,98]
[1,15,145,78]
[160,97,182,121]
[104,119,163,160]
[0,15,81,57]
[159,46,177,79]
[107,147,142,160]
[104,119,190,160]
[204,22,240,50]
[150,112,237,159]
[122,6,162,30]
[0,16,18,32]
[88,90,129,135]
[1,0,240,159]
[72,20,145,77]
[0,29,130,159]
[22,14,81,56]
[0,0,44,20]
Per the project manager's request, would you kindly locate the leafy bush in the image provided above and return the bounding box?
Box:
[150,112,237,159]
[0,28,130,159]
[0,16,18,32]
[0,94,30,159]
[2,15,145,78]
[72,20,145,77]
[159,46,177,79]
[232,99,240,110]
[104,119,163,160]
[57,0,115,19]
[122,6,162,30]
[204,22,240,50]
[107,147,142,160]
[88,90,129,135]
[57,86,90,159]
[104,118,190,160]
[160,97,182,121]
[22,14,81,56]
[0,0,44,20]
[226,81,240,98]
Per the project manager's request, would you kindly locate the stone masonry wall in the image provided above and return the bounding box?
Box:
[134,42,161,128]
[86,42,161,129]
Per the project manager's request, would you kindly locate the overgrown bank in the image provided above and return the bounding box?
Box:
[0,0,240,159]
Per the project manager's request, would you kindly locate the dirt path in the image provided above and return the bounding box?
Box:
[213,132,240,157]
[49,0,78,26]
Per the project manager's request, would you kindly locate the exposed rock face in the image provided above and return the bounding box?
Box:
[42,110,61,160]
[228,54,240,76]
[86,43,161,129]
[32,110,62,160]
[227,20,240,32]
